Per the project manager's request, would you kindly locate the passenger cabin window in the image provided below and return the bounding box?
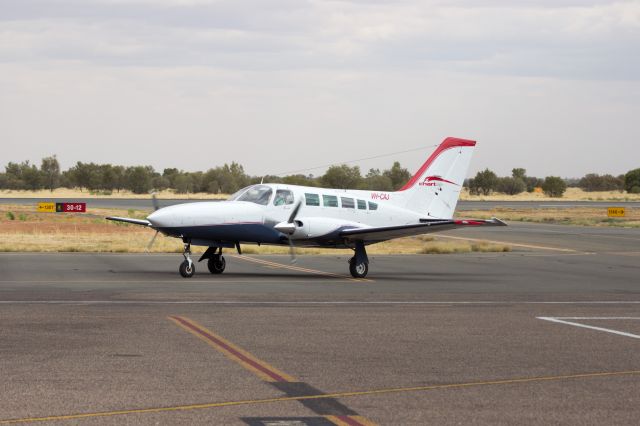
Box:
[273,189,294,206]
[323,195,338,207]
[341,197,355,209]
[305,193,320,206]
[357,199,367,210]
[368,201,378,210]
[237,185,273,205]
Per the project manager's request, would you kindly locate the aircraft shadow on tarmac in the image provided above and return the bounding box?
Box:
[91,268,496,283]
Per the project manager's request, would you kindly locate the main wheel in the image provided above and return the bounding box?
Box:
[207,255,226,274]
[179,260,195,278]
[349,257,368,278]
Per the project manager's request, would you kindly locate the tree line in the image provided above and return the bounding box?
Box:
[467,168,640,197]
[1,156,639,197]
[0,156,412,194]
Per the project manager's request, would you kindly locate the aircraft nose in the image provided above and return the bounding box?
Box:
[147,208,172,228]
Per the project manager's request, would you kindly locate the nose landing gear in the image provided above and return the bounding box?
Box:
[179,242,195,278]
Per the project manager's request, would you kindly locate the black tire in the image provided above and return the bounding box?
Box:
[349,257,368,278]
[207,255,226,274]
[179,260,195,278]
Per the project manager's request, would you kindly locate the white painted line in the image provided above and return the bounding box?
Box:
[2,300,640,305]
[436,235,578,252]
[545,317,640,320]
[538,317,640,340]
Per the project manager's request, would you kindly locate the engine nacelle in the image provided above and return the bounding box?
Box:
[288,216,366,240]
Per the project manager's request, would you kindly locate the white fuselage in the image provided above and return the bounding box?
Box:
[146,183,428,248]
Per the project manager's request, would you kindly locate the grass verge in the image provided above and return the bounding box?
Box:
[458,207,640,228]
[460,187,640,202]
[0,204,511,254]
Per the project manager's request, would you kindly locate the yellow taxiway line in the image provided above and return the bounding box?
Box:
[169,315,376,425]
[2,369,639,424]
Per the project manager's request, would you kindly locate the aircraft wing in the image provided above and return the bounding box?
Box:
[340,218,506,243]
[106,216,152,227]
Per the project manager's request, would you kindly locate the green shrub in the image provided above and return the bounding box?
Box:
[624,168,640,193]
[542,176,567,198]
[6,211,15,220]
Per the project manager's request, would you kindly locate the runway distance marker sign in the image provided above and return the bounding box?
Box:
[58,202,87,213]
[37,202,87,213]
[607,207,625,217]
[37,202,56,212]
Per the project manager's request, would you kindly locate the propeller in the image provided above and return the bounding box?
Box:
[273,201,303,263]
[287,200,302,224]
[288,237,296,264]
[151,192,160,211]
[145,230,159,253]
[146,192,160,252]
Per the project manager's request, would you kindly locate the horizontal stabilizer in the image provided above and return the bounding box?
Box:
[106,216,151,227]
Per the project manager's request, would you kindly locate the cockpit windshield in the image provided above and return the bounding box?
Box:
[228,186,251,201]
[233,185,273,205]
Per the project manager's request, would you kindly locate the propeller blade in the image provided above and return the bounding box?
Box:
[151,192,160,211]
[287,201,302,224]
[288,237,297,264]
[145,230,159,252]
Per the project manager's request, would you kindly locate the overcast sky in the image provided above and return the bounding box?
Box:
[1,0,639,178]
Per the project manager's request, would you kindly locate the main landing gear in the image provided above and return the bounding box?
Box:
[207,252,226,274]
[349,257,368,278]
[348,240,369,279]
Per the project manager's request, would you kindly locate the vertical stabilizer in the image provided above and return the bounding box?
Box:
[395,137,476,219]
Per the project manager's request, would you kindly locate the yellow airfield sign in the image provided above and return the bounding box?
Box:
[37,202,56,212]
[607,207,625,217]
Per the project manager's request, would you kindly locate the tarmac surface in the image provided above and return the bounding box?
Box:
[2,197,639,211]
[1,222,640,425]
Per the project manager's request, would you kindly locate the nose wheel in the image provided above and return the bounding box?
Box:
[179,242,195,278]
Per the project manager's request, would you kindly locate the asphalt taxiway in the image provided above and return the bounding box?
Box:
[1,222,639,425]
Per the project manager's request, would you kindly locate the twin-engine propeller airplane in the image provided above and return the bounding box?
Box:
[107,137,505,278]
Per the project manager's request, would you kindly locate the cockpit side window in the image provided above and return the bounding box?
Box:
[274,189,294,206]
[236,185,273,205]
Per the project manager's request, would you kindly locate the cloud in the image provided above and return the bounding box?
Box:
[1,0,638,79]
[1,0,639,177]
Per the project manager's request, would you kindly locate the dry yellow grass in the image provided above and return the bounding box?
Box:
[460,187,640,202]
[459,207,640,228]
[0,204,511,254]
